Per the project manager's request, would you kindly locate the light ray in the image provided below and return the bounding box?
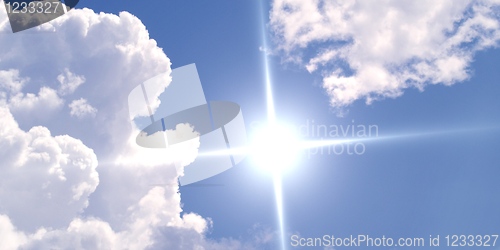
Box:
[273,174,286,250]
[197,127,495,158]
[259,1,286,249]
[260,10,275,124]
[197,138,363,157]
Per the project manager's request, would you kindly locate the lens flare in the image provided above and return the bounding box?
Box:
[251,123,300,174]
[259,1,287,249]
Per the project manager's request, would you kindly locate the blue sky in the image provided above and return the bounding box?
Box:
[1,0,500,249]
[80,0,500,247]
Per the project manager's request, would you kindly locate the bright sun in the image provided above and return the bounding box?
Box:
[250,123,301,174]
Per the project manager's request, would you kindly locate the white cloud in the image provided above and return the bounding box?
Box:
[58,68,86,96]
[69,98,97,118]
[0,210,271,250]
[0,5,273,250]
[0,182,272,249]
[0,69,26,94]
[0,106,98,232]
[270,0,500,110]
[0,69,64,121]
[0,215,27,250]
[9,86,64,114]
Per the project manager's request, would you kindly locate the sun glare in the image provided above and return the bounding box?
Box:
[251,123,300,174]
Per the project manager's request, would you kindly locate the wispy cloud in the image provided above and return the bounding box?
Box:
[270,0,500,112]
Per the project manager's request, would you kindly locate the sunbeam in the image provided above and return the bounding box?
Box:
[198,126,499,158]
[259,1,286,249]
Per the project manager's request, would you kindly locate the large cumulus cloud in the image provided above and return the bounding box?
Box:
[270,0,500,112]
[0,4,272,250]
[0,106,98,232]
